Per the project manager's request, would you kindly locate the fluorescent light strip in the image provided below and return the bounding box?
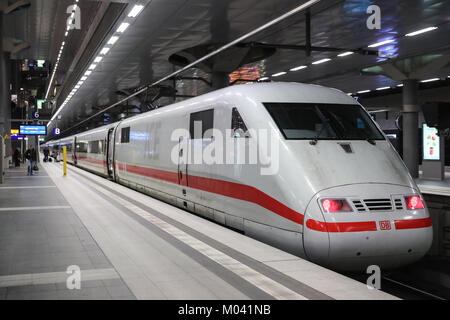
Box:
[376,86,390,90]
[272,71,286,77]
[368,39,395,47]
[337,51,354,57]
[117,23,130,33]
[94,56,103,63]
[357,90,371,94]
[84,70,92,76]
[420,78,439,83]
[107,36,119,45]
[405,26,438,37]
[397,84,403,87]
[368,39,395,48]
[100,47,110,55]
[290,65,307,71]
[312,58,331,64]
[259,77,269,81]
[88,64,97,70]
[128,4,144,17]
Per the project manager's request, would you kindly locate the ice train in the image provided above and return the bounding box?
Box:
[44,83,433,271]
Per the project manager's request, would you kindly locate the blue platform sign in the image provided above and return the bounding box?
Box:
[19,125,47,135]
[53,128,61,135]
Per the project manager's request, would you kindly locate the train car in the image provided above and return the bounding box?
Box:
[49,83,433,271]
[73,124,116,177]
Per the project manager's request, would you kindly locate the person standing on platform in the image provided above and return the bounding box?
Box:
[43,147,49,162]
[13,148,21,167]
[24,146,37,175]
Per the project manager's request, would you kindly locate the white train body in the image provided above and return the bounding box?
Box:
[44,83,433,271]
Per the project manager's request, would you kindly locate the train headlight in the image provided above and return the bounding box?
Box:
[405,195,424,210]
[321,199,353,213]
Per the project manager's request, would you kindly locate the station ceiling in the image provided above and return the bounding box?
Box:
[3,0,450,138]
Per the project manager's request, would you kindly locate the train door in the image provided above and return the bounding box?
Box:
[73,137,77,164]
[177,136,188,186]
[106,127,115,178]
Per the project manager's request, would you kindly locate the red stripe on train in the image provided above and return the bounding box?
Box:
[116,161,303,225]
[394,217,432,230]
[306,219,377,232]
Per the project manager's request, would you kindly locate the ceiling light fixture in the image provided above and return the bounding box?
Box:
[368,39,395,47]
[290,65,307,71]
[376,86,390,90]
[420,78,440,83]
[107,36,119,45]
[405,26,438,37]
[128,4,144,17]
[272,71,287,77]
[337,51,354,57]
[357,89,371,94]
[94,56,103,63]
[100,47,110,55]
[312,58,331,64]
[117,23,130,33]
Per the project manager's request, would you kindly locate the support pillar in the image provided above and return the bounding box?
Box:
[0,13,12,170]
[402,79,420,178]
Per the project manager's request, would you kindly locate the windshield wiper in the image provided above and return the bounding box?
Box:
[310,119,331,145]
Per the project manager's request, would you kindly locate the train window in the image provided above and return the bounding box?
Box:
[76,142,88,153]
[121,127,130,143]
[231,107,249,138]
[263,103,385,140]
[89,141,100,154]
[189,109,214,139]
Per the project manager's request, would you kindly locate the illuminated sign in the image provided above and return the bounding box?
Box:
[11,129,19,135]
[423,124,440,161]
[53,128,61,135]
[37,60,45,68]
[19,125,47,135]
[37,99,45,110]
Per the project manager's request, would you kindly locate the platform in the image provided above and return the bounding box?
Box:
[0,160,398,300]
[416,167,450,197]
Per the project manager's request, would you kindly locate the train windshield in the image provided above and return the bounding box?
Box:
[263,103,384,140]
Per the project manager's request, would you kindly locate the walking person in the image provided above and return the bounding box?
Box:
[24,146,37,176]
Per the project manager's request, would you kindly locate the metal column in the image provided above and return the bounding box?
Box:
[0,12,12,170]
[402,79,420,178]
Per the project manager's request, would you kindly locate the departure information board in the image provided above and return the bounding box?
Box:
[19,125,46,135]
[423,124,440,160]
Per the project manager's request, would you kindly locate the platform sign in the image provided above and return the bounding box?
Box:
[423,124,440,161]
[19,125,47,135]
[53,128,61,136]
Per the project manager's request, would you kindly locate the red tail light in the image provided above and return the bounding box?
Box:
[321,199,352,213]
[405,196,424,210]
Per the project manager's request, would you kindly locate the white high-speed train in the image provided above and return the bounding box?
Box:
[44,83,433,271]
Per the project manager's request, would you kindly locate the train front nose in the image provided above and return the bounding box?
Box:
[302,184,433,272]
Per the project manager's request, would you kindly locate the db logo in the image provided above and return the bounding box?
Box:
[379,220,391,230]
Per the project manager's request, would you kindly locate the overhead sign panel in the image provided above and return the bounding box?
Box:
[19,125,47,135]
